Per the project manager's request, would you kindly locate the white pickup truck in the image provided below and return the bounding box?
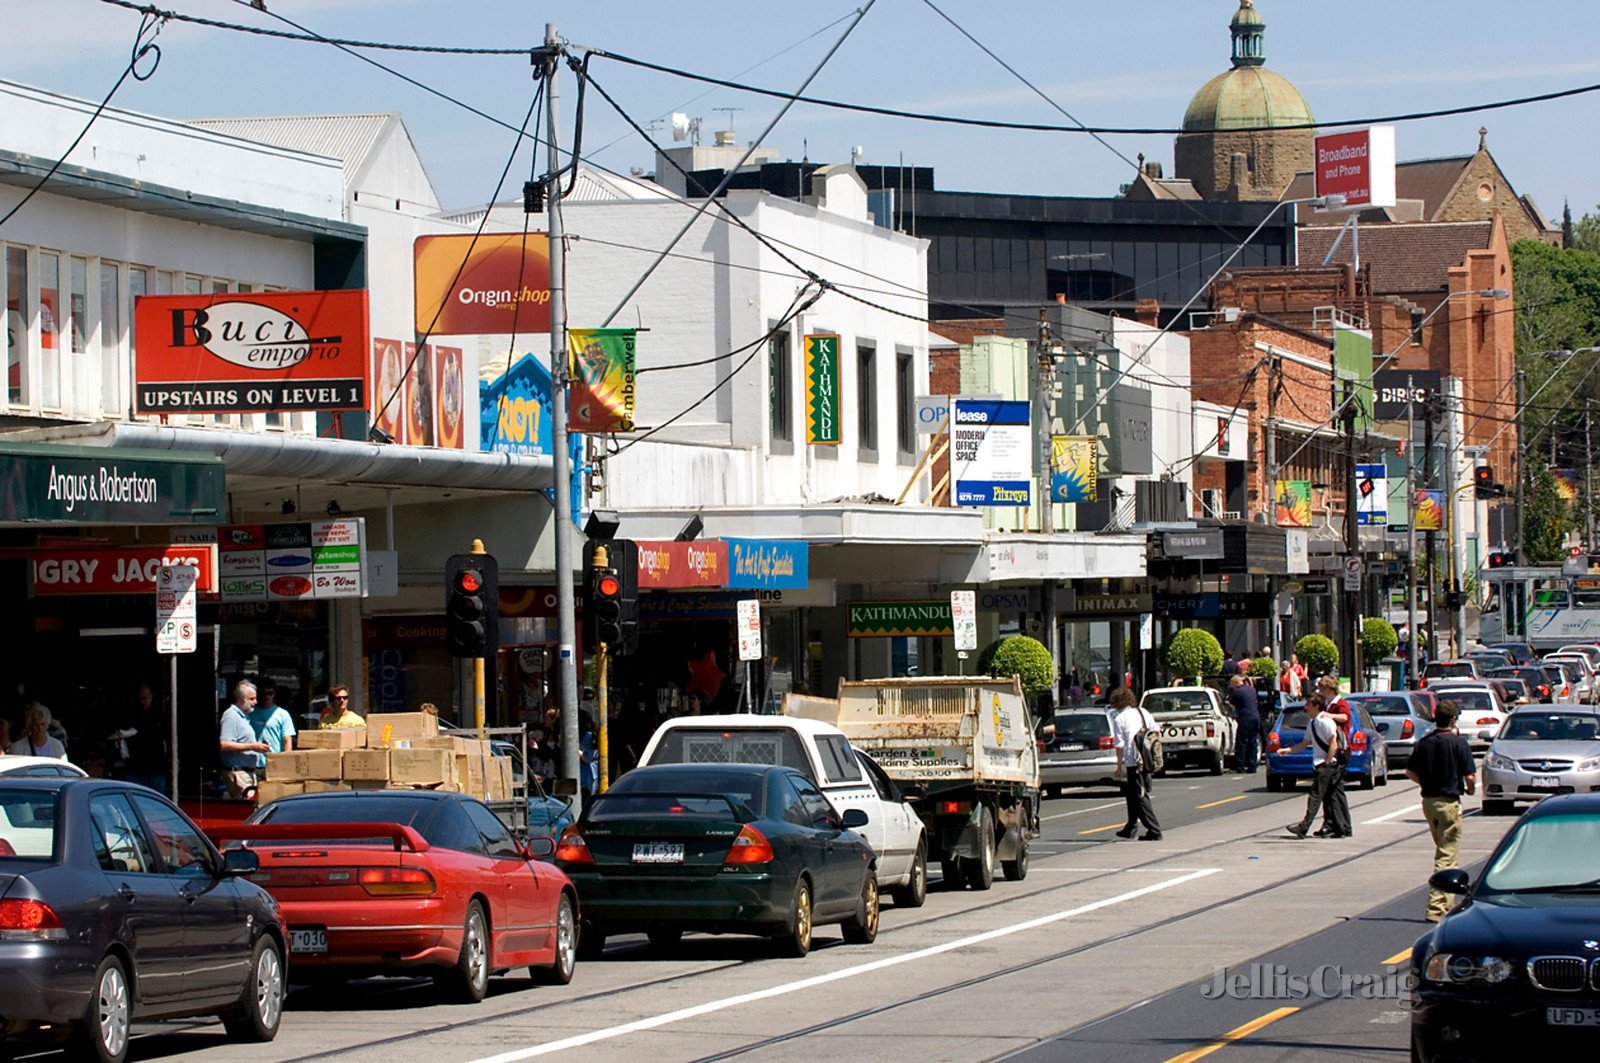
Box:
[1139,686,1237,775]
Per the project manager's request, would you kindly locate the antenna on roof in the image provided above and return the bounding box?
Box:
[670,113,701,146]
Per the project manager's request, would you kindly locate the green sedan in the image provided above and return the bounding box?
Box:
[556,763,879,958]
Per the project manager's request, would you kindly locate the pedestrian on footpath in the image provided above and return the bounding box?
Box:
[1110,688,1162,841]
[1276,694,1352,838]
[1228,674,1261,773]
[219,681,269,799]
[1312,676,1354,837]
[1406,699,1476,922]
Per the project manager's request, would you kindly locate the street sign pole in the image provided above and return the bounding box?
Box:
[737,599,762,713]
[155,563,199,802]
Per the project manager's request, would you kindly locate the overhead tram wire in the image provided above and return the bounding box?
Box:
[100,0,530,54]
[0,11,164,231]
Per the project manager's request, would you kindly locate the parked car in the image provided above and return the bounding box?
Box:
[1411,794,1600,1060]
[1038,707,1121,794]
[851,749,928,908]
[555,763,878,958]
[1482,640,1538,664]
[1427,683,1510,752]
[1480,707,1600,816]
[1345,692,1434,766]
[1421,660,1480,687]
[216,789,577,1000]
[1265,702,1390,791]
[0,778,284,1063]
[0,755,88,778]
[1139,686,1237,775]
[1488,665,1555,703]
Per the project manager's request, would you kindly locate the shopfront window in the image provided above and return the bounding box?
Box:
[70,256,89,410]
[6,246,26,404]
[39,251,59,407]
[100,262,122,415]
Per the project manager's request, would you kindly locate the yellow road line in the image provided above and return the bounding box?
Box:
[1079,823,1126,835]
[1163,1006,1300,1063]
[1197,795,1248,810]
[1381,948,1412,967]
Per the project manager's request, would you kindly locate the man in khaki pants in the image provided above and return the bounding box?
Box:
[1405,700,1477,922]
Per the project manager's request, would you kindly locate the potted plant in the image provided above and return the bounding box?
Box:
[983,635,1056,701]
[1294,634,1340,679]
[1166,628,1223,684]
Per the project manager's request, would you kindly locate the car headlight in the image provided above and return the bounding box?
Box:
[1424,952,1515,984]
[1579,757,1600,772]
[1485,753,1517,772]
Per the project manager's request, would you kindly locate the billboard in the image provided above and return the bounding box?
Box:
[412,233,551,336]
[953,400,1031,507]
[1356,462,1388,526]
[133,290,369,414]
[1275,480,1313,528]
[1371,369,1441,421]
[370,337,467,448]
[1314,126,1397,209]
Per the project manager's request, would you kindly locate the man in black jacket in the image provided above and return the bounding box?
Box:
[1406,700,1476,922]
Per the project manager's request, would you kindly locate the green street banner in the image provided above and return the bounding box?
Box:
[805,333,841,445]
[848,600,954,637]
[568,328,636,432]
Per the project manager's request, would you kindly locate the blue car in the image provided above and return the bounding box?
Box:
[1265,701,1390,791]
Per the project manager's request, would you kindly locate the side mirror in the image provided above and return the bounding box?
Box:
[221,848,259,877]
[1429,868,1470,895]
[1478,730,1494,742]
[841,808,870,829]
[522,836,555,859]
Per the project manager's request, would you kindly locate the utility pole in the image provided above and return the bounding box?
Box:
[1035,308,1060,713]
[1265,354,1279,662]
[1588,398,1595,550]
[1444,380,1464,657]
[1423,393,1438,664]
[1514,369,1526,563]
[544,24,581,815]
[1406,376,1418,686]
[1344,381,1363,690]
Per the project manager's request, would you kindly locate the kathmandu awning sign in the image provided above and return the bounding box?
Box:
[848,600,954,638]
[133,290,369,414]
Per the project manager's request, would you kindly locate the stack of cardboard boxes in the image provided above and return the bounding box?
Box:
[254,712,515,805]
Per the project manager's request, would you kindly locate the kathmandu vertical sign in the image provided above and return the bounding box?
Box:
[804,334,840,445]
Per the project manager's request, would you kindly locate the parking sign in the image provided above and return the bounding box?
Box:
[155,563,198,654]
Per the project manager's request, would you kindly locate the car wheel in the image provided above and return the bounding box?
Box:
[221,935,285,1042]
[577,920,607,960]
[1210,749,1225,776]
[1265,774,1282,793]
[1358,772,1375,791]
[1482,799,1516,816]
[940,858,965,890]
[646,928,683,951]
[440,901,490,1003]
[1377,768,1389,787]
[1002,830,1029,881]
[532,894,576,985]
[842,875,880,944]
[774,879,813,958]
[70,955,130,1063]
[890,839,927,908]
[959,806,996,891]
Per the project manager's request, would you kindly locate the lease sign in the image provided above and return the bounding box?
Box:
[133,290,370,414]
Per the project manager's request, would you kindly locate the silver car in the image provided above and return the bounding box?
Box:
[1427,683,1509,752]
[1039,707,1120,794]
[1346,692,1433,765]
[1481,706,1600,815]
[1544,655,1599,704]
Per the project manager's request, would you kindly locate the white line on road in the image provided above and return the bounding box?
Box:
[1043,800,1123,821]
[1363,805,1420,825]
[467,868,1222,1063]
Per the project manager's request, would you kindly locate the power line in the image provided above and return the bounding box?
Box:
[97,0,531,54]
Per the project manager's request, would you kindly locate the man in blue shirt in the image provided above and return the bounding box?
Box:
[219,680,269,798]
[248,678,297,755]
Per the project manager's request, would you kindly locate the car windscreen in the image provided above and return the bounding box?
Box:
[1279,711,1311,731]
[1481,811,1600,892]
[1350,696,1411,717]
[646,728,813,778]
[0,789,58,861]
[1435,690,1494,715]
[1500,714,1600,742]
[1427,663,1474,677]
[1144,692,1213,715]
[606,769,767,817]
[1054,713,1111,741]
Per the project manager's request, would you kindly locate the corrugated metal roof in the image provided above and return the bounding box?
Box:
[186,114,397,183]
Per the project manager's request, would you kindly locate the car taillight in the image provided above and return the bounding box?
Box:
[1419,677,1428,688]
[1349,730,1368,752]
[1540,685,1551,697]
[1477,717,1500,726]
[724,825,775,865]
[1268,732,1280,752]
[1098,735,1116,750]
[0,899,66,940]
[0,839,13,857]
[940,800,970,815]
[1401,720,1414,739]
[357,867,436,896]
[554,826,593,865]
[1206,721,1216,738]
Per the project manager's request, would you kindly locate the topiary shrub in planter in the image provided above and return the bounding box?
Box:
[984,635,1055,701]
[1247,656,1278,680]
[1294,634,1339,678]
[1166,628,1223,682]
[1361,617,1398,663]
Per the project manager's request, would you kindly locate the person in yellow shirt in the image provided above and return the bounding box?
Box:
[318,684,365,729]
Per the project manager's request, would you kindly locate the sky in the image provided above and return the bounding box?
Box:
[10,0,1600,222]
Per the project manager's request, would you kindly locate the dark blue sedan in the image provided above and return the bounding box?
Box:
[1264,701,1391,791]
[1411,794,1600,1060]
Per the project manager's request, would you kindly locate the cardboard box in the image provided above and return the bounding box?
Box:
[302,779,351,793]
[367,712,439,748]
[254,780,305,804]
[489,756,514,801]
[456,752,488,798]
[296,729,367,750]
[389,748,453,787]
[411,735,474,755]
[341,749,390,782]
[265,749,344,781]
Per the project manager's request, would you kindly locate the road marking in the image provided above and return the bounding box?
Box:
[1197,795,1247,810]
[469,869,1222,1063]
[1381,948,1411,966]
[1044,800,1123,821]
[1363,806,1418,825]
[1162,1006,1300,1063]
[1079,823,1126,835]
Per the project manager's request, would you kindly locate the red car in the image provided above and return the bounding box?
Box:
[214,789,577,1001]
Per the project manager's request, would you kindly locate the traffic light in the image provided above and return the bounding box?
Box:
[583,539,638,655]
[1487,550,1513,568]
[445,553,499,658]
[1474,464,1501,498]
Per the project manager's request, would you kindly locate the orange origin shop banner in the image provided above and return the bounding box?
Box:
[133,290,369,415]
[413,233,551,336]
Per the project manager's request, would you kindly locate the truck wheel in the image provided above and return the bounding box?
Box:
[940,859,965,890]
[1002,831,1029,881]
[1210,750,1225,776]
[959,807,995,891]
[891,840,927,908]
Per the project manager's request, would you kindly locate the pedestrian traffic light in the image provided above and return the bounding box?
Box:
[445,553,499,658]
[583,539,639,656]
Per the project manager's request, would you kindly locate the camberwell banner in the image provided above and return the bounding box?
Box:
[413,233,551,336]
[568,328,637,432]
[1275,480,1313,528]
[1051,435,1098,503]
[133,290,369,414]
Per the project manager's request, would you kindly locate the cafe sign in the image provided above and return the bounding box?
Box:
[1,442,223,525]
[848,600,954,638]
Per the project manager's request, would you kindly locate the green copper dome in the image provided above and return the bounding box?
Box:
[1182,66,1313,131]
